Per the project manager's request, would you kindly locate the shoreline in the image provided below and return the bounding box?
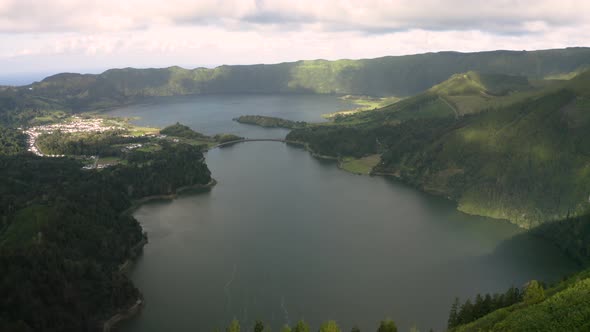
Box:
[102,177,217,331]
[102,296,144,332]
[122,178,218,216]
[293,141,521,227]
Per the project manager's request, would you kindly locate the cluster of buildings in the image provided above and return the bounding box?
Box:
[23,116,124,157]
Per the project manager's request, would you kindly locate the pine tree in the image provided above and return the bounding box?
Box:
[474,294,484,319]
[483,294,492,315]
[459,299,473,324]
[524,280,545,305]
[254,320,265,332]
[293,320,310,332]
[447,297,460,328]
[377,319,397,332]
[319,321,342,332]
[227,319,240,332]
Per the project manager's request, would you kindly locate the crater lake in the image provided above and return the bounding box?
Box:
[106,94,577,331]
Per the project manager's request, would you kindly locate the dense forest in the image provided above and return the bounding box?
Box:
[214,317,400,332]
[160,122,209,139]
[0,142,211,331]
[288,70,590,228]
[36,130,149,157]
[1,48,589,117]
[449,269,590,331]
[0,126,27,155]
[2,47,590,330]
[234,115,307,129]
[447,286,523,329]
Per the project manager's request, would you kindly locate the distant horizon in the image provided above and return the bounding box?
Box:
[2,45,588,86]
[2,0,589,79]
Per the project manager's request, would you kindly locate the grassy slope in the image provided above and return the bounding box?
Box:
[379,73,590,227]
[328,71,535,126]
[288,71,590,227]
[452,269,590,332]
[339,155,381,175]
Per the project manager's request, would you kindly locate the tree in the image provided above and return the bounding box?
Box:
[377,319,397,332]
[474,294,484,318]
[254,320,265,332]
[293,320,310,332]
[281,325,292,332]
[458,299,473,324]
[447,297,460,328]
[483,294,492,314]
[524,280,545,305]
[227,319,240,332]
[319,320,342,332]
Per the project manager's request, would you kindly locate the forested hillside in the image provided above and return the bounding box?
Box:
[288,70,590,227]
[1,48,589,118]
[449,265,590,331]
[0,143,211,331]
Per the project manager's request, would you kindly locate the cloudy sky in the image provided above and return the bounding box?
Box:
[1,0,589,79]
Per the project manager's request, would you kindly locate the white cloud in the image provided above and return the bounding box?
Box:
[0,1,588,75]
[0,0,588,34]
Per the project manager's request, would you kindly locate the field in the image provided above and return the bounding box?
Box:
[339,154,381,175]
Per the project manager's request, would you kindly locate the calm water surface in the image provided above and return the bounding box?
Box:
[111,95,577,332]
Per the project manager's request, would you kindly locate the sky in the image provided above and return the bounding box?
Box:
[0,0,589,80]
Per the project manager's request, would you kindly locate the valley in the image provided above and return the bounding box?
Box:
[2,48,590,332]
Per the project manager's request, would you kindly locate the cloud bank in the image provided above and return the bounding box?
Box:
[0,0,588,75]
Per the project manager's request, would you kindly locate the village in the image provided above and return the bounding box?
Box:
[22,116,126,157]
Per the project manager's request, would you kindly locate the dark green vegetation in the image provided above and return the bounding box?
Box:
[217,318,399,332]
[0,126,27,155]
[234,115,307,129]
[531,214,590,266]
[447,287,523,329]
[0,142,211,331]
[160,122,242,145]
[160,122,208,139]
[288,70,590,228]
[213,133,244,143]
[450,269,590,331]
[284,66,590,328]
[3,47,590,330]
[36,130,148,157]
[2,48,590,127]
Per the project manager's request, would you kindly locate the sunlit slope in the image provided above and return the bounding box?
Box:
[378,72,590,227]
[15,47,590,111]
[451,268,590,332]
[332,71,536,125]
[288,70,590,227]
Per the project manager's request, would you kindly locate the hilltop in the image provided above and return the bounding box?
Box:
[288,69,590,227]
[2,48,590,126]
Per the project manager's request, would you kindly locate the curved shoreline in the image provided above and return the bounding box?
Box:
[102,178,218,332]
[122,178,218,216]
[289,140,518,226]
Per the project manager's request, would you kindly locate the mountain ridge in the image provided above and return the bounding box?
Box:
[16,47,590,107]
[287,69,590,227]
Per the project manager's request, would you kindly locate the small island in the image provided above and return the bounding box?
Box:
[234,115,307,129]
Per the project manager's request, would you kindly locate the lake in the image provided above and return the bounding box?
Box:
[108,94,577,331]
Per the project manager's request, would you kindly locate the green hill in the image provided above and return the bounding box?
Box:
[9,47,590,112]
[450,268,590,332]
[288,70,590,227]
[160,122,208,139]
[323,71,537,127]
[430,71,531,96]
